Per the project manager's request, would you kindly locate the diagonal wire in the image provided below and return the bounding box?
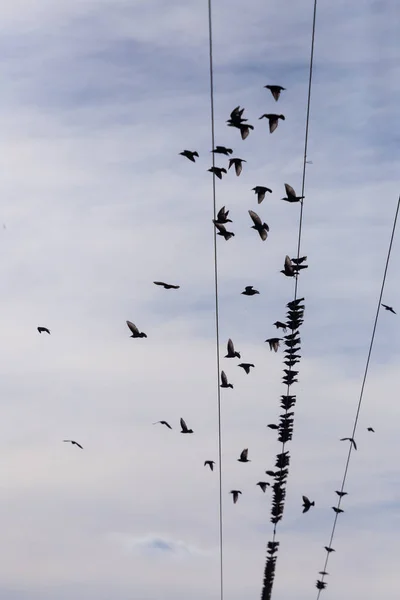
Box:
[316,193,400,598]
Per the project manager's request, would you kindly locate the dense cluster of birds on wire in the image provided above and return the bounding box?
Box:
[35,83,397,599]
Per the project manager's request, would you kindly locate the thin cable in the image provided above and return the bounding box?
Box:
[316,194,400,599]
[207,2,224,600]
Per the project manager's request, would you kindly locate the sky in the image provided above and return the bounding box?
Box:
[0,0,399,599]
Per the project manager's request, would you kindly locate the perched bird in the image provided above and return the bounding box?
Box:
[257,481,269,493]
[382,303,396,314]
[273,321,287,332]
[204,460,215,471]
[325,546,335,553]
[126,320,147,338]
[252,186,272,204]
[265,338,282,352]
[208,167,227,179]
[238,363,255,374]
[259,113,285,133]
[281,255,295,277]
[153,420,172,429]
[248,210,269,241]
[302,495,315,513]
[214,206,232,224]
[267,424,279,430]
[230,490,242,504]
[367,427,375,432]
[282,183,304,203]
[316,581,327,591]
[319,571,329,576]
[63,440,83,449]
[225,338,240,359]
[153,281,180,290]
[180,418,193,434]
[340,437,357,450]
[180,150,199,162]
[264,84,286,101]
[214,222,235,241]
[237,448,250,463]
[241,285,260,296]
[211,146,233,156]
[220,370,233,389]
[228,158,246,177]
[335,491,348,497]
[332,507,344,514]
[37,326,50,334]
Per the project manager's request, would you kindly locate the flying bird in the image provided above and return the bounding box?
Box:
[204,460,215,471]
[325,546,335,553]
[214,222,235,241]
[335,491,348,497]
[225,338,240,359]
[282,183,304,203]
[381,303,396,314]
[179,150,199,162]
[367,427,375,432]
[340,437,357,450]
[248,210,269,241]
[228,158,246,177]
[126,321,147,338]
[302,495,315,513]
[252,186,272,204]
[180,418,193,434]
[273,321,287,332]
[237,123,254,139]
[281,255,296,277]
[230,490,242,504]
[265,338,282,352]
[220,370,233,389]
[259,113,285,133]
[214,206,232,224]
[208,167,227,179]
[291,256,307,264]
[241,285,260,296]
[153,421,172,429]
[238,363,254,374]
[237,448,250,463]
[267,424,279,430]
[211,146,233,156]
[153,281,180,290]
[257,481,269,493]
[332,507,344,514]
[264,84,286,101]
[37,326,50,334]
[63,440,83,449]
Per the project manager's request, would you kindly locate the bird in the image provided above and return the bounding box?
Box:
[335,491,348,497]
[257,481,269,493]
[225,338,240,359]
[220,370,233,389]
[238,363,254,374]
[63,440,83,449]
[153,421,172,429]
[37,326,50,334]
[230,490,242,504]
[214,222,235,241]
[228,106,245,123]
[291,255,307,264]
[325,546,335,553]
[282,183,304,203]
[214,206,232,224]
[281,255,296,277]
[248,210,269,241]
[228,158,246,177]
[208,167,227,179]
[267,424,279,430]
[153,281,180,290]
[332,507,344,514]
[264,84,286,101]
[237,448,250,463]
[204,460,215,471]
[180,418,193,434]
[381,303,396,314]
[252,186,272,204]
[340,437,357,450]
[259,113,285,133]
[126,321,147,338]
[319,571,329,576]
[211,146,233,156]
[265,338,281,352]
[237,123,254,139]
[179,150,198,162]
[367,427,375,432]
[302,495,315,513]
[241,285,260,296]
[273,321,287,332]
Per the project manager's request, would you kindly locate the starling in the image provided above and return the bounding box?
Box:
[257,481,269,492]
[228,158,246,177]
[264,85,286,101]
[273,321,287,332]
[37,326,50,334]
[63,440,83,449]
[324,546,335,553]
[179,150,199,162]
[126,321,147,338]
[302,495,315,513]
[225,338,240,359]
[180,418,193,434]
[267,424,279,430]
[237,123,254,139]
[367,427,375,432]
[252,186,272,204]
[282,183,304,203]
[291,256,307,265]
[238,363,254,374]
[248,209,269,241]
[381,303,396,314]
[214,222,235,240]
[281,255,296,277]
[230,490,242,504]
[335,491,347,497]
[204,460,215,471]
[332,507,344,514]
[214,206,232,224]
[237,448,250,463]
[265,338,281,352]
[259,113,285,133]
[153,420,172,429]
[211,146,233,156]
[241,285,260,296]
[153,281,180,289]
[220,370,233,389]
[208,167,227,179]
[340,437,357,450]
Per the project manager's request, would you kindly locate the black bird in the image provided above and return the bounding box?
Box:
[265,338,281,352]
[220,370,233,389]
[252,186,272,204]
[267,424,279,430]
[153,281,180,290]
[259,113,285,133]
[382,303,396,314]
[237,123,254,140]
[264,85,286,101]
[291,256,308,266]
[316,581,327,591]
[229,106,245,122]
[248,209,269,241]
[238,448,250,463]
[241,285,260,296]
[238,363,254,374]
[37,326,50,334]
[225,338,240,359]
[204,460,215,471]
[302,495,315,513]
[257,481,269,493]
[180,418,193,434]
[208,167,227,179]
[273,321,287,332]
[214,206,232,224]
[335,491,348,497]
[214,222,235,241]
[325,546,335,553]
[319,571,329,576]
[332,507,344,514]
[228,158,246,176]
[126,321,147,338]
[340,437,357,450]
[211,146,233,156]
[153,420,172,429]
[281,255,296,277]
[63,440,83,449]
[180,150,199,162]
[367,427,375,432]
[230,490,242,504]
[282,183,304,203]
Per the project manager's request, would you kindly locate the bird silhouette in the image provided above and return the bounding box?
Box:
[281,255,296,277]
[220,370,233,389]
[367,427,375,432]
[204,460,215,471]
[335,491,348,497]
[153,281,180,290]
[63,440,83,449]
[291,255,307,264]
[228,158,246,176]
[259,113,285,133]
[282,183,304,203]
[325,546,335,553]
[180,418,193,434]
[302,495,315,513]
[237,123,254,139]
[252,186,272,204]
[273,321,287,332]
[267,424,279,430]
[153,421,172,429]
[248,210,269,241]
[214,222,235,240]
[230,490,242,504]
[381,303,396,314]
[214,206,232,224]
[332,507,344,514]
[225,338,240,359]
[340,437,357,450]
[241,285,260,296]
[126,321,147,338]
[211,146,233,156]
[208,167,227,179]
[257,481,269,492]
[238,363,254,374]
[238,448,250,463]
[319,571,329,576]
[265,338,282,352]
[264,85,286,101]
[180,150,199,162]
[37,326,50,334]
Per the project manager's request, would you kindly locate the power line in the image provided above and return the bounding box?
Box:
[316,193,400,598]
[207,2,224,600]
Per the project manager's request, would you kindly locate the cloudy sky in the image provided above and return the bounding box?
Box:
[0,0,399,598]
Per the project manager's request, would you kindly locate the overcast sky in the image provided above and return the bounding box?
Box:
[0,1,399,599]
